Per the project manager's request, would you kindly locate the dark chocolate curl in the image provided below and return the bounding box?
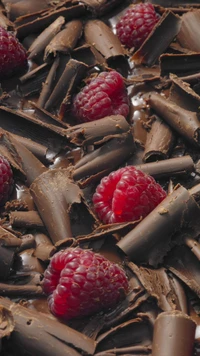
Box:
[160,53,200,78]
[44,20,83,61]
[0,284,43,298]
[10,211,44,230]
[30,169,83,244]
[148,93,200,147]
[80,0,121,16]
[132,11,181,66]
[117,185,200,267]
[0,9,14,30]
[34,232,56,262]
[143,117,176,162]
[28,16,65,60]
[152,311,196,356]
[0,305,14,353]
[0,298,96,356]
[7,0,53,22]
[84,20,125,63]
[177,10,200,52]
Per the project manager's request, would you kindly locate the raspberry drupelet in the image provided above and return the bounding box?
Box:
[116,3,160,49]
[43,247,129,320]
[93,166,167,224]
[0,155,14,205]
[0,26,27,78]
[72,71,129,123]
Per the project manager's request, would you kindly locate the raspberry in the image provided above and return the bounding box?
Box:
[0,26,27,78]
[116,3,159,49]
[0,156,14,205]
[43,247,129,319]
[72,71,129,123]
[93,166,166,224]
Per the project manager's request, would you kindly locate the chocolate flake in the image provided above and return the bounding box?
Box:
[177,10,200,52]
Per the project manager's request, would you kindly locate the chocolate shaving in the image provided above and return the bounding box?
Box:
[143,117,176,162]
[117,185,200,267]
[19,234,36,252]
[10,211,45,230]
[0,305,14,344]
[7,0,54,22]
[0,9,14,30]
[0,297,96,356]
[72,44,105,67]
[12,133,49,164]
[184,237,200,260]
[19,63,51,97]
[34,232,56,262]
[148,92,200,147]
[132,11,181,66]
[0,283,43,298]
[160,53,200,77]
[80,0,122,16]
[177,10,200,52]
[152,311,196,356]
[0,225,21,280]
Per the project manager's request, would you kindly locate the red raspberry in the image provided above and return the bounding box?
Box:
[72,71,129,123]
[116,3,159,49]
[43,247,129,319]
[0,156,13,205]
[93,166,166,224]
[0,26,27,78]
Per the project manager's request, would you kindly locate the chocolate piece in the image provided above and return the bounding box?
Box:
[143,117,176,162]
[152,311,196,356]
[28,16,65,61]
[72,44,105,67]
[12,133,49,164]
[135,155,195,178]
[117,185,200,267]
[160,53,200,77]
[0,283,43,297]
[45,59,88,112]
[10,211,44,230]
[44,20,83,61]
[0,225,21,280]
[19,63,51,97]
[0,9,14,30]
[16,248,45,274]
[80,0,121,16]
[0,297,96,356]
[34,232,56,262]
[95,346,151,355]
[7,0,53,22]
[0,305,14,350]
[184,237,200,260]
[148,93,200,147]
[132,11,181,66]
[177,10,200,52]
[19,234,36,252]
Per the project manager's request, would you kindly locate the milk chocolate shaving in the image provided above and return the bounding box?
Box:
[34,232,56,262]
[12,133,49,164]
[80,0,121,16]
[177,10,200,52]
[0,283,43,297]
[143,117,176,162]
[10,211,44,230]
[7,0,53,22]
[16,248,45,273]
[66,115,130,146]
[19,64,51,97]
[72,44,105,68]
[45,59,88,112]
[0,9,14,30]
[0,225,21,280]
[160,53,200,77]
[95,345,151,355]
[44,20,83,61]
[148,93,200,147]
[0,298,96,356]
[184,237,200,260]
[152,311,196,356]
[135,155,195,178]
[0,306,14,345]
[19,234,36,252]
[73,133,135,185]
[28,16,65,61]
[84,20,125,64]
[132,11,181,66]
[30,169,83,244]
[117,185,200,267]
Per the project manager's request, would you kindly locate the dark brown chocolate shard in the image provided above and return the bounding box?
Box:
[0,9,14,30]
[66,115,130,146]
[7,0,53,22]
[127,262,188,313]
[44,20,83,62]
[31,101,69,128]
[117,185,200,267]
[177,10,200,52]
[73,133,135,185]
[72,44,105,67]
[19,63,51,97]
[80,0,121,16]
[45,59,88,112]
[132,11,181,66]
[18,234,36,252]
[184,237,200,261]
[15,3,86,39]
[0,297,96,356]
[84,19,125,66]
[152,311,196,356]
[148,93,200,148]
[160,53,200,77]
[12,133,49,164]
[34,232,56,262]
[135,155,195,179]
[9,211,45,230]
[143,117,176,162]
[27,16,65,61]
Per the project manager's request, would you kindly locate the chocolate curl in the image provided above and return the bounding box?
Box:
[72,44,105,67]
[66,115,130,146]
[160,53,200,78]
[117,185,200,267]
[184,237,200,260]
[0,298,96,356]
[44,59,88,112]
[132,11,181,66]
[135,155,195,179]
[19,234,36,252]
[0,9,14,30]
[10,211,45,230]
[0,306,14,352]
[84,20,125,66]
[80,0,121,16]
[34,232,56,262]
[19,63,51,97]
[44,20,83,61]
[152,311,196,356]
[143,117,176,162]
[28,16,65,60]
[30,169,82,244]
[148,93,200,147]
[177,10,200,52]
[12,133,49,164]
[73,133,135,185]
[0,283,43,298]
[7,0,53,22]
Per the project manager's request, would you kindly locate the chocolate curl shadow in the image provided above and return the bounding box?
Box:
[0,297,96,356]
[152,311,196,356]
[0,305,14,353]
[117,184,200,267]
